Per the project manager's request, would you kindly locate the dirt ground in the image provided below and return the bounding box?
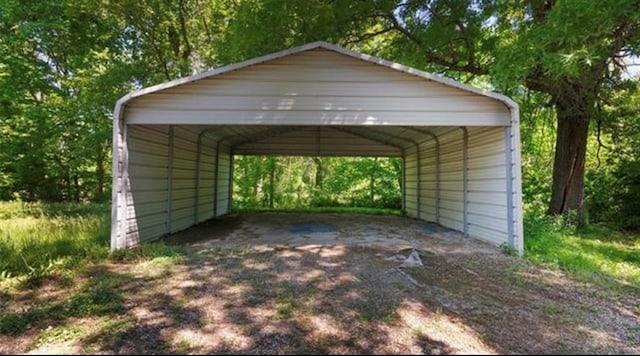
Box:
[2,212,639,354]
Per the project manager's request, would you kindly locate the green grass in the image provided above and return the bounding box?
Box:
[524,207,640,289]
[35,324,86,347]
[0,271,128,336]
[233,206,403,216]
[0,202,110,279]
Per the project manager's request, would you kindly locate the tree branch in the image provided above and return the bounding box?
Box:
[386,10,489,75]
[423,51,489,75]
[341,27,395,46]
[178,0,192,61]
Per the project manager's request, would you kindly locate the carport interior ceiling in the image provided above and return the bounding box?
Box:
[111,41,524,254]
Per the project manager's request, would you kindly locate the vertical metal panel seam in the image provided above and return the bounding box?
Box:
[194,132,203,224]
[401,153,406,213]
[416,142,421,219]
[462,127,469,237]
[214,140,221,217]
[166,125,174,234]
[228,152,234,213]
[434,136,441,224]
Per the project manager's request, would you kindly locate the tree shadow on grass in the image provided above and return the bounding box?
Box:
[0,267,129,336]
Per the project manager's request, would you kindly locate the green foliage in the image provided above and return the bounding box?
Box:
[518,92,555,207]
[499,243,518,256]
[597,84,640,229]
[0,202,109,279]
[0,201,108,219]
[613,160,640,230]
[215,0,376,63]
[0,0,234,202]
[233,156,402,210]
[524,206,640,288]
[491,0,640,85]
[35,324,86,347]
[0,0,128,202]
[64,283,125,316]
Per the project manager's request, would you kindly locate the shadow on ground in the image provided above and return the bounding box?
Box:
[1,213,639,354]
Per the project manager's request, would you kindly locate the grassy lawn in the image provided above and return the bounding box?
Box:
[0,202,111,280]
[524,207,640,289]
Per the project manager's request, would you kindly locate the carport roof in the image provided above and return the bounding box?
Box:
[114,41,517,119]
[113,42,519,156]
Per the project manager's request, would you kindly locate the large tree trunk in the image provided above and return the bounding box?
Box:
[73,172,80,202]
[547,92,591,222]
[268,157,276,208]
[312,157,323,189]
[369,158,377,206]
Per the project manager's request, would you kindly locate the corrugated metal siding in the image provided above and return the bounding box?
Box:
[196,133,217,223]
[404,145,418,218]
[418,138,437,222]
[120,123,512,248]
[121,125,234,246]
[170,126,200,233]
[466,127,509,245]
[216,150,231,216]
[400,126,510,247]
[125,49,510,126]
[437,129,464,232]
[234,127,400,157]
[111,118,125,250]
[124,125,169,246]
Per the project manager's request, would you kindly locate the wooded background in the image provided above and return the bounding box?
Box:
[0,0,638,229]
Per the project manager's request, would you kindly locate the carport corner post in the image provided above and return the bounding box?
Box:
[509,105,524,256]
[462,126,469,238]
[111,100,127,251]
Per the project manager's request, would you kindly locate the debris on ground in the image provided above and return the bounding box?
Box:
[399,249,423,268]
[386,248,423,268]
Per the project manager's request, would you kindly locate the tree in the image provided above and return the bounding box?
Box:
[0,0,130,200]
[0,0,230,201]
[371,0,639,221]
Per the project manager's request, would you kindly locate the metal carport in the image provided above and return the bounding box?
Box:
[111,41,523,253]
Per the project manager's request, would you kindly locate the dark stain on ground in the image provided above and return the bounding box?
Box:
[290,222,337,234]
[162,214,244,245]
